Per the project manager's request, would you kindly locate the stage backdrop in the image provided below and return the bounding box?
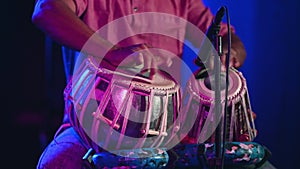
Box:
[191,1,300,168]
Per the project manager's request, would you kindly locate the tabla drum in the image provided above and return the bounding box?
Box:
[180,67,257,144]
[64,56,181,153]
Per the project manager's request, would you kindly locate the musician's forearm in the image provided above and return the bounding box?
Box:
[32,0,113,56]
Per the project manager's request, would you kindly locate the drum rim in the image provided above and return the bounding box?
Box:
[84,57,180,94]
[187,68,246,104]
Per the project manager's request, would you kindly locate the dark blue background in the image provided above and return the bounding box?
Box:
[202,1,300,168]
[3,0,299,168]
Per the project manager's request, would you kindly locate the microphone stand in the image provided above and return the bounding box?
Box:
[194,6,225,169]
[213,33,223,169]
[207,8,224,169]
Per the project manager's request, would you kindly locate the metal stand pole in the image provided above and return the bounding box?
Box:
[213,35,223,169]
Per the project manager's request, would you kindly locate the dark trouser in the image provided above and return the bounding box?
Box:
[36,125,277,169]
[36,126,87,169]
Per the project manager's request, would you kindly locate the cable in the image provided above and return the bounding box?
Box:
[220,6,231,168]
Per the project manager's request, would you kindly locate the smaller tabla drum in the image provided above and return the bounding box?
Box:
[64,57,181,152]
[180,68,257,144]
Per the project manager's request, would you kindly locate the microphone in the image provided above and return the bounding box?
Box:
[195,6,226,67]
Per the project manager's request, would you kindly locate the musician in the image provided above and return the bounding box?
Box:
[32,0,247,168]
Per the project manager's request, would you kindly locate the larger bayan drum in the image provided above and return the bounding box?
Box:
[181,68,257,144]
[64,57,181,153]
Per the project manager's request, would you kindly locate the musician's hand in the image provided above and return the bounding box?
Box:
[103,43,149,68]
[221,33,247,69]
[104,43,173,79]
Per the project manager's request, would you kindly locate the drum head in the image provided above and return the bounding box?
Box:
[189,68,244,105]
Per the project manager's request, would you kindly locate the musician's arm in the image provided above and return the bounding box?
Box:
[186,0,247,68]
[31,0,113,57]
[222,33,247,68]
